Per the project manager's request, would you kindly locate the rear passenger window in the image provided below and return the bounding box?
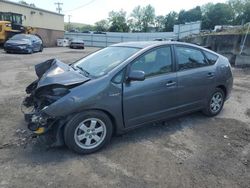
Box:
[204,51,218,65]
[176,46,208,71]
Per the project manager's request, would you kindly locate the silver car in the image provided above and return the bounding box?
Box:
[23,41,233,154]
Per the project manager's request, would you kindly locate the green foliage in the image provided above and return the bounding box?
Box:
[69,1,250,33]
[164,12,178,31]
[18,0,36,7]
[228,0,250,23]
[108,10,129,32]
[130,5,155,32]
[94,19,109,31]
[243,2,250,22]
[130,6,143,31]
[177,6,202,24]
[155,15,165,32]
[202,3,234,29]
[141,5,156,32]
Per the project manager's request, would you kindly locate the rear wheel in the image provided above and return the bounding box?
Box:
[64,111,113,154]
[28,48,33,54]
[39,45,43,52]
[203,88,225,117]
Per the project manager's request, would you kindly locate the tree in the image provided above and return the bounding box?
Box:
[108,10,129,32]
[19,0,36,7]
[130,4,155,32]
[228,0,250,24]
[201,3,214,14]
[130,6,143,31]
[95,19,109,31]
[203,3,234,29]
[155,15,165,31]
[243,2,250,23]
[177,6,202,24]
[164,11,178,31]
[141,5,156,32]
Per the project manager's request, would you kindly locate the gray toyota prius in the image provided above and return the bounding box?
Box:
[22,41,233,154]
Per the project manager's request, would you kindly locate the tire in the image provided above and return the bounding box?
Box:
[64,110,113,154]
[39,45,43,52]
[28,48,33,54]
[202,88,225,117]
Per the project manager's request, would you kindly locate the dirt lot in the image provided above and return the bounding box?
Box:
[0,47,249,188]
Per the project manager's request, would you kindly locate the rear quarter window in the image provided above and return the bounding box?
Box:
[204,51,219,65]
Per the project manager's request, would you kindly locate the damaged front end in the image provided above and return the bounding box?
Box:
[22,58,90,146]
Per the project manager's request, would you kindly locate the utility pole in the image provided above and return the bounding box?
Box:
[240,22,250,55]
[68,15,72,31]
[54,2,63,14]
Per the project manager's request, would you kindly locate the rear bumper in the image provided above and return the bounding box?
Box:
[70,43,84,48]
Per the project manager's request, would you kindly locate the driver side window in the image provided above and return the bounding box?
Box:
[130,46,172,78]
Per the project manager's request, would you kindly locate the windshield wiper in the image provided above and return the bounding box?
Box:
[75,65,90,77]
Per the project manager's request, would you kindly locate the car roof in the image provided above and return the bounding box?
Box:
[111,41,202,49]
[111,41,218,55]
[13,34,37,38]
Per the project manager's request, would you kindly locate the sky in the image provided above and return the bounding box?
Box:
[10,0,227,25]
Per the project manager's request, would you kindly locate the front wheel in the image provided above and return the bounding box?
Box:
[64,111,113,154]
[202,88,225,117]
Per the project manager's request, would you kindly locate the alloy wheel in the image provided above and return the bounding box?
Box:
[210,92,223,113]
[74,118,107,149]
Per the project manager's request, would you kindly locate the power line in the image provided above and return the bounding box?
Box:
[54,2,63,14]
[64,0,97,12]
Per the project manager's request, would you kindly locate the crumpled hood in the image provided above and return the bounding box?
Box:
[35,58,90,88]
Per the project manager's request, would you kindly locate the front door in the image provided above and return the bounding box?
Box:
[123,46,178,127]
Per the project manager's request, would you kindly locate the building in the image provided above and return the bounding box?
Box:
[0,0,64,46]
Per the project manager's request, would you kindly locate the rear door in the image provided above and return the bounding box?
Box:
[174,45,216,111]
[123,46,179,127]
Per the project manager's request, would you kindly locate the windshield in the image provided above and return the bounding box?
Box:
[73,46,140,77]
[11,34,32,40]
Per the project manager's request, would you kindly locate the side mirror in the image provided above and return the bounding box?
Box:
[127,70,145,81]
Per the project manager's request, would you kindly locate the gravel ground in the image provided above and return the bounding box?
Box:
[0,47,249,188]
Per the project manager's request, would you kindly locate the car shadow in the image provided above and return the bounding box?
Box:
[19,112,210,164]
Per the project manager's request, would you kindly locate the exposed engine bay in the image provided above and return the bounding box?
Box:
[22,58,90,145]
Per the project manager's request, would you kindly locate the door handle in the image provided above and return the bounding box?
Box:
[166,81,176,87]
[207,72,215,78]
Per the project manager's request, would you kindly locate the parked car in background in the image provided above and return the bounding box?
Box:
[4,34,43,54]
[69,39,85,49]
[22,41,233,154]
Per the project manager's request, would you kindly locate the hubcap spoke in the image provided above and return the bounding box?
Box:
[79,123,88,132]
[77,133,87,141]
[92,135,101,142]
[212,96,216,101]
[85,138,92,145]
[89,120,97,129]
[95,126,103,133]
